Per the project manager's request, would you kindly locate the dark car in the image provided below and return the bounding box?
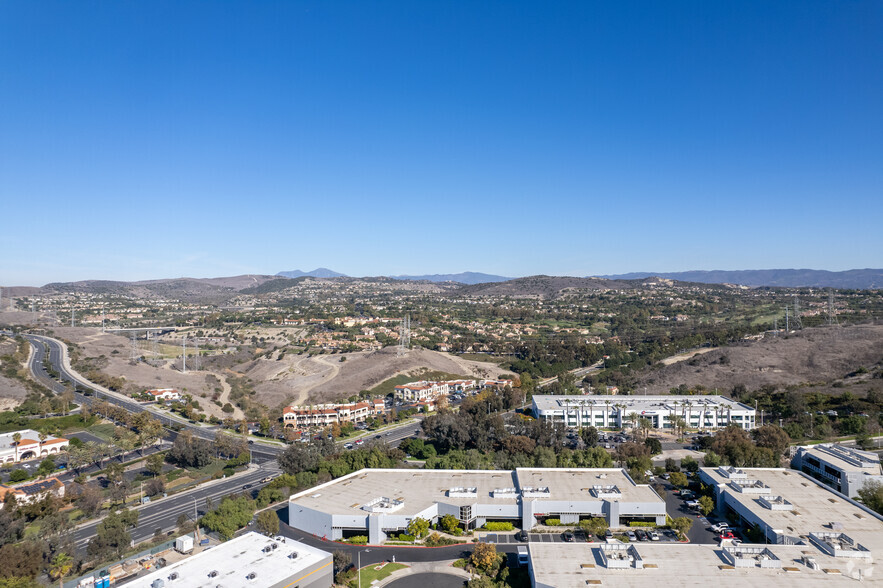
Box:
[636,529,648,541]
[515,530,529,542]
[562,531,575,542]
[605,529,613,539]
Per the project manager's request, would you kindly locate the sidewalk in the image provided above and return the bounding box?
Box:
[374,560,473,587]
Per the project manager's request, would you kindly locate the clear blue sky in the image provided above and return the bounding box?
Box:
[1,1,881,285]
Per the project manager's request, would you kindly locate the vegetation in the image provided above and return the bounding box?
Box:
[200,495,256,539]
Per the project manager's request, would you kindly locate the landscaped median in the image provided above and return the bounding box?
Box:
[351,562,408,588]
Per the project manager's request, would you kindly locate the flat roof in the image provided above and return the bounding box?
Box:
[289,469,521,515]
[124,532,331,588]
[701,468,883,552]
[528,543,873,587]
[289,468,664,516]
[532,395,753,413]
[516,468,662,504]
[797,444,882,475]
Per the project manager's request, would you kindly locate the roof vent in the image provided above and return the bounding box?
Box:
[168,572,179,581]
[271,543,278,550]
[208,570,218,578]
[289,551,299,559]
[246,572,257,581]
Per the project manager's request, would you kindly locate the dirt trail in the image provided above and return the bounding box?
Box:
[216,373,246,420]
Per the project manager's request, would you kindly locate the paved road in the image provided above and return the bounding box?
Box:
[657,481,719,544]
[74,462,282,552]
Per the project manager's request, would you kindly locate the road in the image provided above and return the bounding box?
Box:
[536,360,604,389]
[74,462,282,552]
[23,333,284,464]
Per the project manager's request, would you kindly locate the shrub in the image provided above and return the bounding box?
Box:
[9,469,28,483]
[628,521,657,527]
[482,522,514,531]
[343,536,367,545]
[395,534,415,542]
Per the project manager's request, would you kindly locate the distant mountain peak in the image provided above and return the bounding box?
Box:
[276,268,348,279]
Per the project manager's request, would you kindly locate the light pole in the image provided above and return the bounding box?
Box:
[357,548,371,588]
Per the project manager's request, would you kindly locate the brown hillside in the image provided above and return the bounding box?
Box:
[632,324,883,395]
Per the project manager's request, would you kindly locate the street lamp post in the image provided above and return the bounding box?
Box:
[357,548,371,588]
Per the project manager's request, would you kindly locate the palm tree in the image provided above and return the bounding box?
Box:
[50,552,74,588]
[39,432,48,445]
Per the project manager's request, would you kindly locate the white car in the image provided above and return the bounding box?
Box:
[649,531,660,541]
[710,523,730,534]
[626,531,637,541]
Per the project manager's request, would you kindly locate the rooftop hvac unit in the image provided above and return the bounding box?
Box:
[246,572,257,581]
[168,572,179,581]
[151,581,165,588]
[208,571,218,578]
[271,543,278,550]
[289,551,299,560]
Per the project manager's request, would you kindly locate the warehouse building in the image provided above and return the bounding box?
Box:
[531,395,756,431]
[791,443,883,498]
[124,532,332,588]
[287,468,665,543]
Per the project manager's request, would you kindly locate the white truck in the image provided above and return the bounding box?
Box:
[517,546,529,566]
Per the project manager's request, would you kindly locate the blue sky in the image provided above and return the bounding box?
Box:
[1,1,881,285]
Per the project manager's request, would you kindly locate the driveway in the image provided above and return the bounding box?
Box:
[658,481,718,544]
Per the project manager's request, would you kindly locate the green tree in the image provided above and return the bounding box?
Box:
[857,480,883,515]
[669,472,689,488]
[670,516,693,539]
[470,542,498,571]
[579,517,608,538]
[643,437,662,455]
[200,495,256,540]
[8,470,28,483]
[703,450,722,467]
[37,457,56,477]
[751,425,790,456]
[256,510,280,536]
[439,514,460,534]
[698,495,714,516]
[146,452,165,477]
[49,553,74,588]
[681,455,699,473]
[579,426,599,447]
[407,517,430,539]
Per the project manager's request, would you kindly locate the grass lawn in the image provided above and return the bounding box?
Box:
[457,352,505,364]
[87,423,118,442]
[351,562,408,587]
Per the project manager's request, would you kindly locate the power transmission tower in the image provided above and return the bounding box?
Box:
[827,289,838,326]
[397,314,411,356]
[130,332,140,363]
[182,337,187,373]
[71,308,75,328]
[792,295,803,330]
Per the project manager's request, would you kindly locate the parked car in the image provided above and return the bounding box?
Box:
[636,530,648,541]
[710,523,730,534]
[649,531,660,541]
[604,529,613,539]
[562,531,575,542]
[515,530,529,542]
[626,530,637,541]
[717,531,736,540]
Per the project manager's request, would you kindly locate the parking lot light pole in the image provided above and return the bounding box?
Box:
[358,548,370,588]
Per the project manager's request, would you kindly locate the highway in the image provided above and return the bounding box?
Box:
[73,462,282,552]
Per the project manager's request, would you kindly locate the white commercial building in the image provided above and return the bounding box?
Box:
[790,443,883,499]
[288,468,665,543]
[0,429,69,464]
[124,532,332,588]
[532,395,756,431]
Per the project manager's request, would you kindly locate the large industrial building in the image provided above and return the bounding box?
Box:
[124,532,332,588]
[791,443,883,498]
[287,468,665,543]
[529,466,882,587]
[531,394,756,430]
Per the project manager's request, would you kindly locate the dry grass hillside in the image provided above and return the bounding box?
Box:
[0,336,30,411]
[632,324,883,396]
[235,346,514,408]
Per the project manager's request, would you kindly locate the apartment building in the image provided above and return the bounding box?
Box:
[282,399,385,428]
